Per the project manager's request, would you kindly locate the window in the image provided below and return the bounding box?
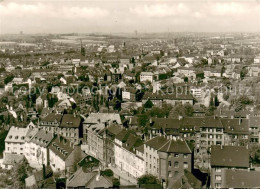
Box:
[216,128,222,132]
[184,162,188,169]
[209,134,213,139]
[174,154,179,158]
[184,154,188,158]
[168,161,171,167]
[215,175,221,181]
[215,183,221,188]
[216,168,221,173]
[174,162,179,168]
[174,171,179,176]
[168,171,172,177]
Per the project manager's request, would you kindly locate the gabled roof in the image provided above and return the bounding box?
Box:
[224,169,260,188]
[159,139,192,153]
[221,118,249,134]
[84,113,122,125]
[29,129,54,148]
[115,129,143,152]
[249,116,260,128]
[66,167,113,188]
[41,113,62,123]
[2,153,24,165]
[60,114,81,128]
[5,126,29,143]
[143,92,194,100]
[49,136,74,161]
[211,145,249,168]
[145,136,191,154]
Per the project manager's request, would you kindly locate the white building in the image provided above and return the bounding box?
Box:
[114,131,145,178]
[254,56,260,64]
[24,128,54,169]
[49,136,83,173]
[140,72,153,83]
[5,126,29,155]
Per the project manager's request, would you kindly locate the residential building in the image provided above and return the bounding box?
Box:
[140,72,153,83]
[49,136,85,173]
[5,126,29,155]
[59,114,83,144]
[66,167,113,189]
[114,130,145,178]
[140,136,192,188]
[210,145,249,188]
[24,128,54,169]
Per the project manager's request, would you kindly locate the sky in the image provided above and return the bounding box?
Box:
[0,0,260,34]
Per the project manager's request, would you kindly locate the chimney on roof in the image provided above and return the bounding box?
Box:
[178,115,183,120]
[221,145,223,149]
[231,115,234,119]
[239,118,242,125]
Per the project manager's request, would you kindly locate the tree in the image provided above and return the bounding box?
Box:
[240,67,248,80]
[137,174,160,185]
[149,104,172,118]
[137,114,149,127]
[136,90,144,101]
[47,95,58,108]
[58,74,64,79]
[237,96,253,105]
[100,169,113,177]
[221,66,225,77]
[113,178,120,188]
[4,75,14,84]
[214,96,220,107]
[81,46,86,56]
[144,99,153,109]
[113,99,121,111]
[174,104,194,117]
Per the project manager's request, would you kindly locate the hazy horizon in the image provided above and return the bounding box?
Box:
[0,0,260,34]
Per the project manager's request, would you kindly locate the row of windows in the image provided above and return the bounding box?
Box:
[168,161,188,168]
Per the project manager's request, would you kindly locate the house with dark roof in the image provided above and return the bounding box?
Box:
[40,113,63,131]
[49,136,86,173]
[140,136,192,188]
[122,87,137,102]
[85,123,123,167]
[223,169,260,188]
[210,145,250,188]
[114,129,145,178]
[0,153,24,170]
[249,116,260,143]
[66,167,113,189]
[221,118,250,146]
[24,128,54,169]
[59,114,83,144]
[142,92,193,107]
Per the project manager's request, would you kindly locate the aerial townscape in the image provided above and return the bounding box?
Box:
[0,1,260,189]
